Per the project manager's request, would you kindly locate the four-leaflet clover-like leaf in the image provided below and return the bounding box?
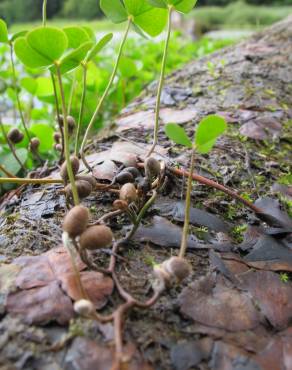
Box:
[0,19,28,44]
[165,115,227,154]
[195,115,227,153]
[100,0,168,37]
[15,37,54,68]
[14,24,113,74]
[26,27,68,62]
[148,0,198,13]
[63,26,92,49]
[50,41,93,75]
[15,26,68,69]
[84,33,113,63]
[0,19,9,43]
[164,123,192,148]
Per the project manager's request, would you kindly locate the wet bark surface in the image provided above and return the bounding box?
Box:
[0,17,291,370]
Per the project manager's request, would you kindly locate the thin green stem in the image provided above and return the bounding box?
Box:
[146,5,173,158]
[68,72,77,115]
[9,44,31,143]
[0,177,63,184]
[55,66,80,205]
[80,18,132,171]
[179,149,195,258]
[50,72,65,162]
[10,43,43,164]
[42,0,47,27]
[0,118,26,173]
[125,190,157,241]
[75,64,87,156]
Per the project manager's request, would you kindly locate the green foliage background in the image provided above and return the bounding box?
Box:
[0,0,290,24]
[0,0,103,23]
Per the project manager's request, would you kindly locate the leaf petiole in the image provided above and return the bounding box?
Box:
[80,17,132,171]
[146,5,173,158]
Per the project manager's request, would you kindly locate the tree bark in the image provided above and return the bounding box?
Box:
[117,16,292,140]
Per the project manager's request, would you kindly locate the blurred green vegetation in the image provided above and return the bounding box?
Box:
[0,29,232,184]
[190,0,292,30]
[1,0,291,25]
[199,0,292,4]
[0,0,103,24]
[9,19,123,34]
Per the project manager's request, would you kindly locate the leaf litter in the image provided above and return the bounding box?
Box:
[2,247,113,325]
[0,19,292,370]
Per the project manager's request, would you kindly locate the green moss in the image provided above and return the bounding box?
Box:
[280,272,289,283]
[69,318,85,337]
[278,173,292,185]
[195,226,209,240]
[232,224,248,243]
[6,213,20,224]
[143,254,156,267]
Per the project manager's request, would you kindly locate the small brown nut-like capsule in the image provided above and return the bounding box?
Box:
[30,138,40,151]
[65,180,92,199]
[54,143,62,152]
[74,299,95,317]
[75,180,92,197]
[7,128,24,144]
[56,115,75,131]
[115,171,134,184]
[152,257,191,291]
[63,205,89,237]
[75,175,97,189]
[122,154,138,168]
[79,225,113,250]
[144,157,161,180]
[67,115,76,132]
[136,177,151,195]
[119,183,137,204]
[56,114,64,126]
[162,257,191,283]
[60,156,80,182]
[28,171,37,179]
[152,264,171,292]
[113,199,128,211]
[122,167,140,178]
[53,132,61,143]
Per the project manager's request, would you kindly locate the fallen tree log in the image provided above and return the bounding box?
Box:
[0,17,291,370]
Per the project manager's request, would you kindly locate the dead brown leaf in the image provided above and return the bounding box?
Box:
[65,337,153,370]
[4,247,113,325]
[179,274,261,331]
[239,117,282,140]
[93,160,118,181]
[253,335,287,370]
[116,107,197,132]
[155,198,231,233]
[80,141,168,178]
[254,197,292,229]
[209,341,258,370]
[60,271,113,308]
[239,270,292,330]
[170,338,213,370]
[133,216,202,250]
[244,235,292,272]
[6,281,73,325]
[109,141,168,162]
